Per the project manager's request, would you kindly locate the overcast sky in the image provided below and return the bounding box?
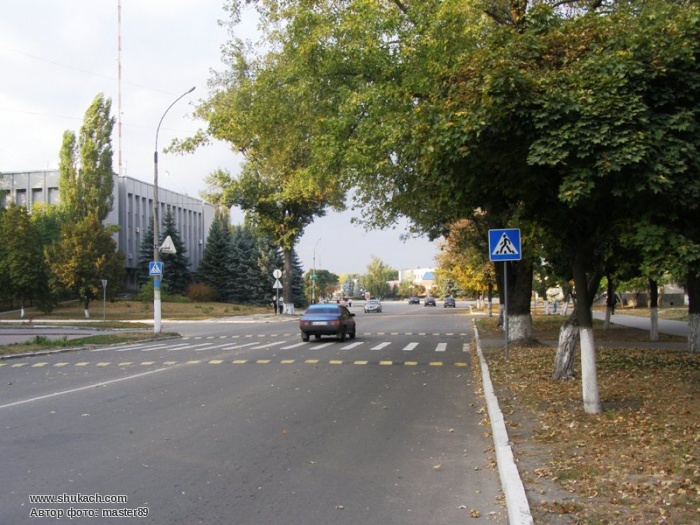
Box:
[0,0,439,276]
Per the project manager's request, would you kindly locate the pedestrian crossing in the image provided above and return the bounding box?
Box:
[102,338,472,354]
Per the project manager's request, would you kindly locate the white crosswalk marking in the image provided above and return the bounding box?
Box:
[340,342,363,350]
[281,342,307,350]
[402,342,419,351]
[115,343,171,352]
[195,342,246,352]
[371,342,391,351]
[222,342,261,350]
[250,341,289,350]
[435,343,447,352]
[309,342,335,350]
[172,342,213,351]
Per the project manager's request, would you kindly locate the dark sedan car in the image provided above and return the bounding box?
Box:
[424,297,436,307]
[299,304,356,342]
[408,296,420,305]
[443,296,456,308]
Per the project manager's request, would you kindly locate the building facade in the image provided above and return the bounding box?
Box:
[0,170,215,291]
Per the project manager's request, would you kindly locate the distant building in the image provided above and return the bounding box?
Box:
[398,267,436,291]
[0,170,214,291]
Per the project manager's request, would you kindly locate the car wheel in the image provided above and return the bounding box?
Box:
[338,328,346,342]
[314,334,322,340]
[301,332,309,342]
[349,330,356,340]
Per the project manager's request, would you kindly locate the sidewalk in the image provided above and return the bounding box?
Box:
[592,311,688,337]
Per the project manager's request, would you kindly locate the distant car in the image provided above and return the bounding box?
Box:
[424,297,436,307]
[299,304,356,342]
[364,300,382,313]
[443,296,456,308]
[408,296,420,305]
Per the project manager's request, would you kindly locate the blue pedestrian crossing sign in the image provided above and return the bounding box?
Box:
[149,262,164,276]
[489,229,521,261]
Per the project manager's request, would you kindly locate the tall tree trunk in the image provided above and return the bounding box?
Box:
[495,259,533,342]
[649,278,659,342]
[282,247,295,315]
[487,282,493,317]
[687,266,700,353]
[553,312,578,380]
[571,256,602,414]
[604,275,614,330]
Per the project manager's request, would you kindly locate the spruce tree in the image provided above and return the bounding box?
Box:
[159,209,191,295]
[136,220,155,289]
[290,248,306,308]
[254,234,283,307]
[227,224,260,303]
[198,210,232,300]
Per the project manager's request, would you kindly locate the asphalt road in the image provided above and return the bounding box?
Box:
[1,302,506,524]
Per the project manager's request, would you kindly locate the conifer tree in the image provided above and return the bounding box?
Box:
[290,248,306,308]
[136,220,155,289]
[254,233,283,307]
[227,224,260,303]
[198,210,233,301]
[159,209,191,295]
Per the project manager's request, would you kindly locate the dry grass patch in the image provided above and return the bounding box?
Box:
[0,299,271,322]
[475,316,700,524]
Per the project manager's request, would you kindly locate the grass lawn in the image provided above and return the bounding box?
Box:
[474,314,699,524]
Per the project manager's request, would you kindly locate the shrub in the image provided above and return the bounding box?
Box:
[186,282,217,302]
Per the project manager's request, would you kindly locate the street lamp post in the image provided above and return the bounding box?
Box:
[153,86,195,334]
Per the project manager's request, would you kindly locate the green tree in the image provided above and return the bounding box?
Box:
[253,232,284,307]
[304,269,339,304]
[0,205,45,315]
[46,215,125,316]
[174,16,347,313]
[58,93,115,222]
[50,93,121,314]
[136,220,156,290]
[159,209,191,295]
[227,223,260,303]
[363,257,394,300]
[198,210,233,301]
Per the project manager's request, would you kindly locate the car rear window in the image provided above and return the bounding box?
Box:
[307,306,339,314]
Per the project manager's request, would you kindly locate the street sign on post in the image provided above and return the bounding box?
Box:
[488,229,521,261]
[149,262,163,276]
[488,228,522,360]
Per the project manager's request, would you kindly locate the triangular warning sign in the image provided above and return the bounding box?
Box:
[160,235,177,254]
[492,232,519,256]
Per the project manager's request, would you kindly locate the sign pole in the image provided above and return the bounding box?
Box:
[488,228,521,362]
[503,262,509,360]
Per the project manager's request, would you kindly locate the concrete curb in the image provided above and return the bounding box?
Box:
[473,321,533,525]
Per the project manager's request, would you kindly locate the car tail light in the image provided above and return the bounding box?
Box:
[329,319,340,326]
[300,320,310,326]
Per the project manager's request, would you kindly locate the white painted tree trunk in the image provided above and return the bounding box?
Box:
[604,306,612,330]
[650,307,659,342]
[553,318,577,380]
[20,306,25,319]
[580,327,602,414]
[508,314,532,342]
[84,308,90,319]
[689,313,700,353]
[283,302,295,315]
[561,298,570,316]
